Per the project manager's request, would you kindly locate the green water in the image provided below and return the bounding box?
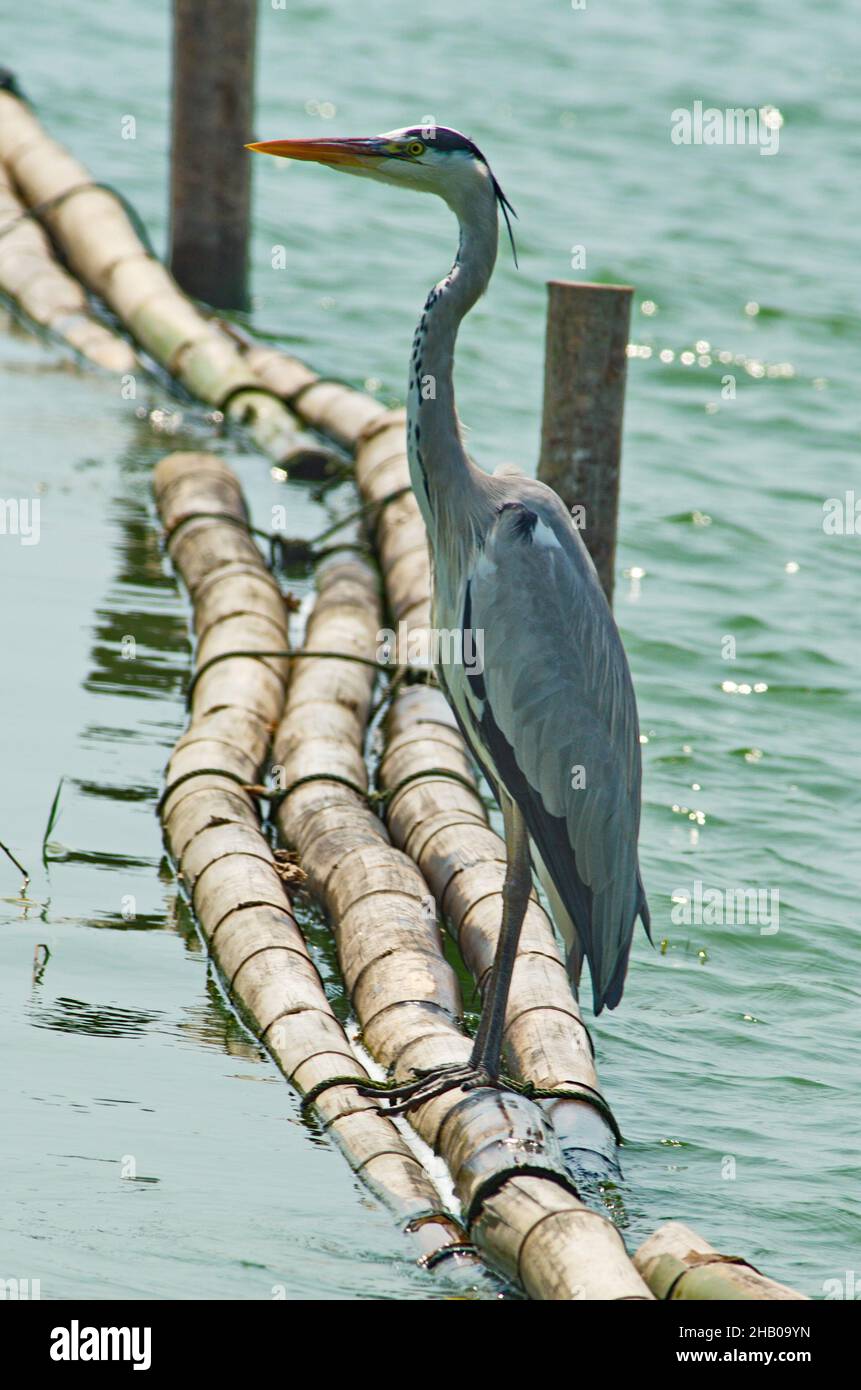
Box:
[2,0,858,1299]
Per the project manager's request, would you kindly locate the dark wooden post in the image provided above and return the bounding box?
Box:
[538,281,633,605]
[169,0,257,310]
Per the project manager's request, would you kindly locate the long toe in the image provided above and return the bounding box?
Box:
[355,1061,468,1106]
[373,1063,497,1117]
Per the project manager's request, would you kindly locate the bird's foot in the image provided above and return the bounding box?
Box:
[357,1060,501,1116]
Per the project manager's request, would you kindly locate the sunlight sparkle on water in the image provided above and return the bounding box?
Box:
[629,338,796,381]
[721,681,769,695]
[760,105,785,130]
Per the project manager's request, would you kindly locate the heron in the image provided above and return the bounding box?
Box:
[247,126,650,1113]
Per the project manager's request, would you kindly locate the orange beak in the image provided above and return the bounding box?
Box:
[245,137,386,167]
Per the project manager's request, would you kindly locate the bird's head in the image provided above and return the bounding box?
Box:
[247,124,517,260]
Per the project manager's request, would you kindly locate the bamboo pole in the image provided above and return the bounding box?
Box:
[537,281,633,605]
[272,551,651,1299]
[153,450,470,1267]
[238,341,389,451]
[0,163,136,371]
[634,1222,807,1301]
[169,0,256,310]
[0,89,330,473]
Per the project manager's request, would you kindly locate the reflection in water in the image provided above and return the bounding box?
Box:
[46,848,156,872]
[89,911,168,932]
[67,462,280,1058]
[29,996,162,1039]
[167,891,268,1057]
[84,495,189,705]
[73,779,158,803]
[178,975,266,1061]
[27,977,269,1057]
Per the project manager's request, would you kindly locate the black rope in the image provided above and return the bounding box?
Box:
[247,763,476,815]
[509,1078,623,1144]
[269,771,370,807]
[0,179,158,257]
[366,664,411,728]
[272,484,412,566]
[156,765,260,816]
[374,764,480,807]
[299,1073,370,1116]
[163,487,410,572]
[309,485,412,546]
[183,645,444,716]
[162,508,371,571]
[184,647,388,710]
[282,375,374,409]
[217,380,300,419]
[463,1164,580,1231]
[164,509,274,548]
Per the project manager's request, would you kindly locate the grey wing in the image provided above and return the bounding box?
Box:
[463,499,650,1013]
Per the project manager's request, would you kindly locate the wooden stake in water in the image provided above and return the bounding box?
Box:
[169,0,257,309]
[538,280,633,605]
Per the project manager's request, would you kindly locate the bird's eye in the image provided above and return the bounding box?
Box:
[406,140,425,157]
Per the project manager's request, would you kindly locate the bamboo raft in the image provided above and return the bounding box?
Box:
[218,350,807,1300]
[0,94,809,1301]
[271,538,650,1298]
[0,88,330,473]
[154,450,477,1272]
[215,353,621,1174]
[154,449,651,1296]
[0,161,136,371]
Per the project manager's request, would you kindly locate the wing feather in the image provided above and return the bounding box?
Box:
[463,498,649,1012]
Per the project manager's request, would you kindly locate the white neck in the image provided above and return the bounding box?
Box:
[406,176,499,559]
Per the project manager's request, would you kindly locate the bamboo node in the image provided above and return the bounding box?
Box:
[661,1251,764,1302]
[464,1166,580,1232]
[511,1079,623,1144]
[0,178,159,256]
[299,1073,372,1115]
[378,765,481,807]
[157,764,260,815]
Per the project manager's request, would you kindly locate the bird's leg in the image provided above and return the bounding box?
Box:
[467,795,531,1076]
[357,796,531,1115]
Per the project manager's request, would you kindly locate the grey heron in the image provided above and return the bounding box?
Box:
[248,127,650,1113]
